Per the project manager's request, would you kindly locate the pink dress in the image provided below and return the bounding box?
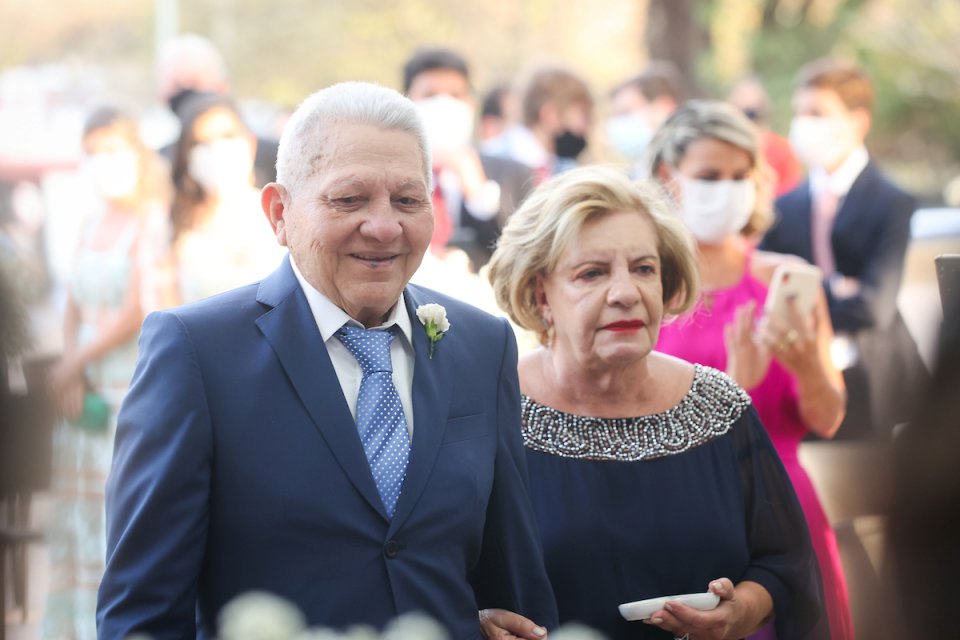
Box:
[656,262,854,640]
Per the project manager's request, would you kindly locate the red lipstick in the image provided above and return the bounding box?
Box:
[602,320,645,332]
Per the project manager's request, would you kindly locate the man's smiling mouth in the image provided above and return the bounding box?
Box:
[351,253,398,265]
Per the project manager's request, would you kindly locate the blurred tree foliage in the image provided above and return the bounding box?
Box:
[691,0,960,200]
[178,0,646,106]
[0,0,956,198]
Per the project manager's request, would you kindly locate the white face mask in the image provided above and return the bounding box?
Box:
[674,176,756,244]
[788,115,856,171]
[605,113,654,160]
[188,137,254,195]
[415,94,475,157]
[83,151,139,201]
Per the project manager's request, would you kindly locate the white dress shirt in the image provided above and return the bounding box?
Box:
[289,257,416,436]
[808,145,869,202]
[807,146,869,370]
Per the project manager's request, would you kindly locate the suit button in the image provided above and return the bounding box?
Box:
[384,540,401,559]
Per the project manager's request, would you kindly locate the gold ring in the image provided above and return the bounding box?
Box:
[784,329,800,344]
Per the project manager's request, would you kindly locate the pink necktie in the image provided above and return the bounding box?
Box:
[430,169,451,252]
[811,188,839,277]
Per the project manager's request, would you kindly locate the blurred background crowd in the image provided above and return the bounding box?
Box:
[1,0,958,638]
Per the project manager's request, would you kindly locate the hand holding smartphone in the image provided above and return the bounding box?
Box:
[764,263,822,323]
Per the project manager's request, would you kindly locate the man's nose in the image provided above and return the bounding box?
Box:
[360,198,403,242]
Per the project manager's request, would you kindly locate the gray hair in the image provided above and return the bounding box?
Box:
[275,81,431,193]
[642,99,774,237]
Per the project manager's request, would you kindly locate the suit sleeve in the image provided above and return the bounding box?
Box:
[97,311,213,639]
[758,188,804,256]
[828,187,915,332]
[758,212,785,254]
[469,318,559,628]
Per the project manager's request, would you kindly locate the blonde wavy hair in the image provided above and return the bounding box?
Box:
[487,165,700,345]
[643,99,774,238]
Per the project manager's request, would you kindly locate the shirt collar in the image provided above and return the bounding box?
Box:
[810,145,869,197]
[289,256,413,346]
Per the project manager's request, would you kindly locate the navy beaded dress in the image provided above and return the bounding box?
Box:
[521,365,826,640]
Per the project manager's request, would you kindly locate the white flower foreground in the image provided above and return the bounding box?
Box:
[199,591,610,640]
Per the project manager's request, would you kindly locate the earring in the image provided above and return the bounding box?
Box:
[540,312,555,345]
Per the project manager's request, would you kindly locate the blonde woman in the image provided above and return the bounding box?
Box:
[648,101,849,640]
[487,165,824,640]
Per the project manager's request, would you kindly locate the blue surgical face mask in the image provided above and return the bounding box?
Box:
[605,113,654,160]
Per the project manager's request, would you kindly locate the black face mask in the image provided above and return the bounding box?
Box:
[554,130,587,159]
[167,87,202,118]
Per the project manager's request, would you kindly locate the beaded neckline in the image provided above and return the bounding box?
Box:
[520,364,751,462]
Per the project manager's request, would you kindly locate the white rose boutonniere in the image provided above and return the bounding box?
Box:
[415,303,450,360]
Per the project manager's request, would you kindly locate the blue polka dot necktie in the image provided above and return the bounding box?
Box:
[336,324,410,519]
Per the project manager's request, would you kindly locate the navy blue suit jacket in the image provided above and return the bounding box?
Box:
[761,161,926,434]
[761,161,915,334]
[97,257,558,639]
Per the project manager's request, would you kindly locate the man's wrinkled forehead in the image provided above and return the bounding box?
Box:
[301,125,427,189]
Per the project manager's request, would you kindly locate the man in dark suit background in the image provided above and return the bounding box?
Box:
[96,81,557,639]
[402,48,534,271]
[760,58,926,440]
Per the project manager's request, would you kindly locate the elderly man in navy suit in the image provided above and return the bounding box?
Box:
[96,81,557,639]
[761,58,926,439]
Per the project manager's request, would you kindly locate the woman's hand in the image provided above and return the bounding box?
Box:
[479,608,548,640]
[724,300,771,390]
[759,290,846,437]
[50,355,84,391]
[758,297,820,377]
[644,578,772,640]
[55,376,85,419]
[50,355,85,418]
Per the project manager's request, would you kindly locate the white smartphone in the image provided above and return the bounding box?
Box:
[619,592,720,621]
[764,262,822,322]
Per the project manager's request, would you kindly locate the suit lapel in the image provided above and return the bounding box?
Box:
[792,182,815,263]
[255,260,386,520]
[833,162,878,245]
[388,286,454,535]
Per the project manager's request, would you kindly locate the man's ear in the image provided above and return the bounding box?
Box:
[261,183,289,247]
[851,107,872,143]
